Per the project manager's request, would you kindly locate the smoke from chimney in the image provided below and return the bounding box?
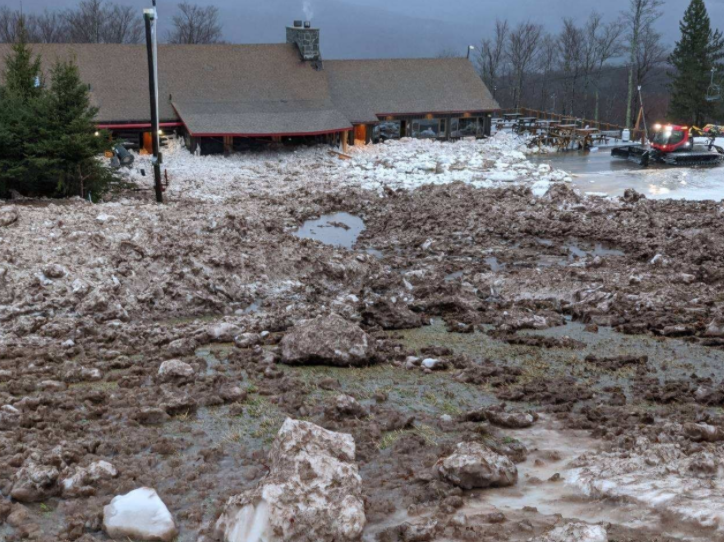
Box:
[303,0,314,20]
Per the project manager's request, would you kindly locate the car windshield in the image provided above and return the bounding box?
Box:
[652,129,685,145]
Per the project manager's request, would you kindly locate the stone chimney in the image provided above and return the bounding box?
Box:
[286,20,320,61]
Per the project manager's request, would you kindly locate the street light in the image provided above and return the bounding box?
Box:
[466,45,475,60]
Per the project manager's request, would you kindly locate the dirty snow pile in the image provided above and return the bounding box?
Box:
[567,433,724,532]
[120,133,570,202]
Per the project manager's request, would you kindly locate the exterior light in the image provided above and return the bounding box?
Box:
[654,124,662,130]
[158,129,164,136]
[94,131,100,137]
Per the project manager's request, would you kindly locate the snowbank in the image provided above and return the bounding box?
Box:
[119,133,570,202]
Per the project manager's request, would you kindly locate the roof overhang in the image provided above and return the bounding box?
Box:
[173,100,353,138]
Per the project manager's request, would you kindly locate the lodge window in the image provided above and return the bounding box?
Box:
[451,118,481,138]
[411,119,444,139]
[373,121,401,141]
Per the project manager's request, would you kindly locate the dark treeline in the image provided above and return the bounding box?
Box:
[472,1,671,127]
[465,0,723,127]
[0,0,222,45]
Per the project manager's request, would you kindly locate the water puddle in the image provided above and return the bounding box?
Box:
[485,256,506,271]
[531,238,624,267]
[293,212,366,249]
[466,418,713,541]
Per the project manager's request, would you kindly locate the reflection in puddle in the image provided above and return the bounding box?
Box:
[294,212,365,249]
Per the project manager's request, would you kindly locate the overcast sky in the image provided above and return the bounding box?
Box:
[15,0,724,59]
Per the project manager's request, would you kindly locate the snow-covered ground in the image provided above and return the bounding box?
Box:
[120,133,570,202]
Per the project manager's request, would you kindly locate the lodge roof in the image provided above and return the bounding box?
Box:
[326,58,499,124]
[0,42,500,136]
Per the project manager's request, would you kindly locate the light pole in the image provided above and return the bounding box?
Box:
[466,45,475,60]
[144,1,163,203]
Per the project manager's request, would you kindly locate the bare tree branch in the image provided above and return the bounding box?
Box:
[167,3,223,45]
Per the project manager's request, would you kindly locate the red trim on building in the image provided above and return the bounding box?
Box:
[370,109,497,120]
[96,122,185,130]
[188,128,351,138]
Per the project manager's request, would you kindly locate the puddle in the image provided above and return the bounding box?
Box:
[242,300,261,314]
[294,212,366,249]
[444,271,464,282]
[467,417,713,541]
[485,256,506,271]
[531,238,625,267]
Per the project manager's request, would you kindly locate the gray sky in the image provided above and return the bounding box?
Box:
[16,0,724,59]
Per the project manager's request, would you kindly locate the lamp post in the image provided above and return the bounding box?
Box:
[466,45,475,60]
[144,1,163,203]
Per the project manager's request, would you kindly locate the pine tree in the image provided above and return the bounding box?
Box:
[1,18,42,102]
[668,0,724,125]
[0,20,43,196]
[28,59,115,197]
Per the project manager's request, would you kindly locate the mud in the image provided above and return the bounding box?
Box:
[2,140,724,541]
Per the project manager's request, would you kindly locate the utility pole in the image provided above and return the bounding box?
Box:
[144,1,163,203]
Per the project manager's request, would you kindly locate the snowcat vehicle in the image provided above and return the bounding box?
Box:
[611,124,724,167]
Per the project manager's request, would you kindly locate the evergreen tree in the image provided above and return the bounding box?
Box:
[668,0,724,125]
[0,20,43,196]
[28,59,114,197]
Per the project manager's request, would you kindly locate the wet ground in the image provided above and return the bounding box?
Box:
[4,142,724,541]
[530,150,724,200]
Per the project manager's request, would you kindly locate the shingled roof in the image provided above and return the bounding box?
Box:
[0,43,500,134]
[325,58,499,124]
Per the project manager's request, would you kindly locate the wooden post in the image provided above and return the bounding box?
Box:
[223,136,233,155]
[342,131,349,153]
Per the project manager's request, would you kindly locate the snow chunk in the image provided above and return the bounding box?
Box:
[103,487,177,542]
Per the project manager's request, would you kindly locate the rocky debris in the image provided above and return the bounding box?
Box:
[585,354,648,371]
[684,422,724,443]
[360,298,423,330]
[207,322,243,342]
[103,487,177,541]
[486,408,536,429]
[280,314,375,367]
[434,442,518,490]
[234,332,262,349]
[42,263,67,279]
[10,460,60,502]
[422,358,447,371]
[135,407,171,425]
[220,385,247,403]
[62,460,118,497]
[215,418,365,542]
[0,404,21,430]
[331,394,369,419]
[533,523,608,542]
[704,318,724,338]
[158,359,195,382]
[0,206,18,227]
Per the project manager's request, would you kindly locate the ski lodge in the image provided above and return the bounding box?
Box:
[0,21,500,154]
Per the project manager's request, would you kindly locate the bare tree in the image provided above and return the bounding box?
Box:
[506,22,543,109]
[579,13,624,119]
[558,19,584,115]
[536,34,559,111]
[0,7,29,43]
[478,20,509,101]
[34,10,69,43]
[622,0,664,127]
[104,5,142,44]
[65,0,106,43]
[63,0,142,44]
[167,3,223,45]
[436,48,461,58]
